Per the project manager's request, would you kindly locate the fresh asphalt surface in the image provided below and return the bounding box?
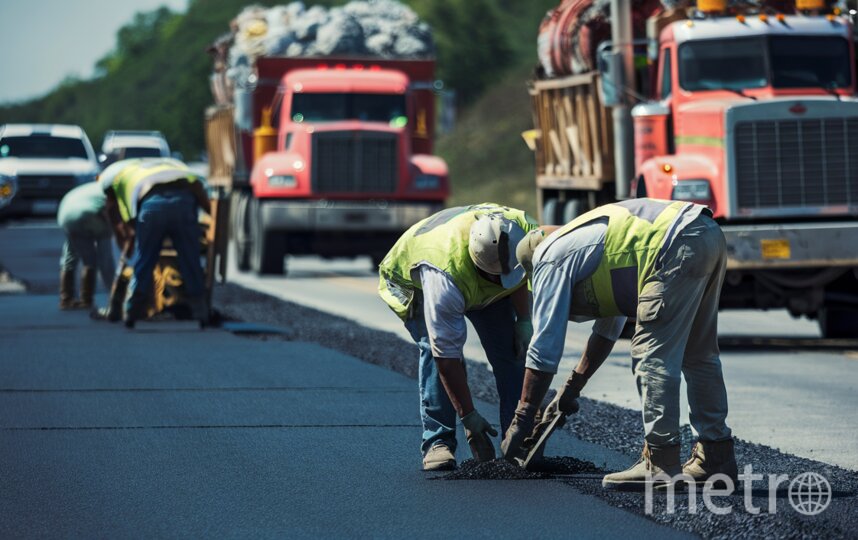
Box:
[0,219,684,537]
[226,241,858,471]
[1,218,856,536]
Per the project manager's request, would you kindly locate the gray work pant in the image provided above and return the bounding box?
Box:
[631,214,732,447]
[60,213,116,290]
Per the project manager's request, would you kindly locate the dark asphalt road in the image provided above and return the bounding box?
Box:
[0,228,683,537]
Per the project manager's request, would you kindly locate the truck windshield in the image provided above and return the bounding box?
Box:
[290,93,407,124]
[679,36,851,92]
[0,135,89,159]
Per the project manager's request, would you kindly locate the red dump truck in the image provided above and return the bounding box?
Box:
[526,0,858,337]
[206,56,448,275]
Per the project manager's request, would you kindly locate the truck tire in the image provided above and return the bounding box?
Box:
[562,198,583,224]
[818,305,858,339]
[232,191,252,272]
[542,198,561,226]
[250,199,285,276]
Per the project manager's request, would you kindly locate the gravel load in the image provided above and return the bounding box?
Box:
[214,282,858,538]
[209,1,434,105]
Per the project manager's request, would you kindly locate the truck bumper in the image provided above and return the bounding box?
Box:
[259,200,443,232]
[723,221,858,270]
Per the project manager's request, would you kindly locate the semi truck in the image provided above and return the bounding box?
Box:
[205,55,448,276]
[525,0,858,338]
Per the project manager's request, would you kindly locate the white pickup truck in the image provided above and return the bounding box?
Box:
[0,124,101,217]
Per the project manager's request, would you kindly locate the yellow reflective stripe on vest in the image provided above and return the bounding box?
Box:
[542,199,689,317]
[112,160,195,222]
[378,203,537,320]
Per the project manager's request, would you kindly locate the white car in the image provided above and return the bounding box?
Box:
[0,124,100,217]
[100,130,172,164]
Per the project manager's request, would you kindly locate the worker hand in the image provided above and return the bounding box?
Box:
[513,319,534,361]
[556,371,588,414]
[501,401,539,463]
[461,410,498,462]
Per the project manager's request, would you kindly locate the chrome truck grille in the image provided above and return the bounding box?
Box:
[733,116,858,214]
[311,131,399,194]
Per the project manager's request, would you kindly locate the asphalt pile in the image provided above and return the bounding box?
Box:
[443,456,604,480]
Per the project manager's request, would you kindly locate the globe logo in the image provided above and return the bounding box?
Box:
[788,472,832,516]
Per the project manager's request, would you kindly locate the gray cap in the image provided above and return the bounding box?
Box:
[515,228,548,276]
[468,215,527,288]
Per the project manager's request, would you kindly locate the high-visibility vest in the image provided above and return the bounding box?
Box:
[110,158,202,222]
[378,203,538,320]
[539,199,693,317]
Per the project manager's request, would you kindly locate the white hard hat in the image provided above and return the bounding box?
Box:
[515,229,548,276]
[468,215,527,289]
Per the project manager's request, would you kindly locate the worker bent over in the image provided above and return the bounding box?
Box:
[100,158,211,327]
[501,198,737,489]
[57,181,116,310]
[378,203,538,470]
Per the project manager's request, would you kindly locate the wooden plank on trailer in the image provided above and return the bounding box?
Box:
[549,129,568,175]
[536,174,604,191]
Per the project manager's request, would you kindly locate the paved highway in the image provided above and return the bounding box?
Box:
[2,219,857,472]
[227,250,858,471]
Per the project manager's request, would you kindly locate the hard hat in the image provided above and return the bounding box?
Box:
[515,228,548,276]
[468,215,527,289]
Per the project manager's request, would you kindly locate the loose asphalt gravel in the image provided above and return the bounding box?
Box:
[214,282,858,539]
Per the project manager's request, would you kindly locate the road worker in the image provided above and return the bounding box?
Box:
[57,181,116,310]
[99,158,210,327]
[500,198,737,488]
[378,203,538,470]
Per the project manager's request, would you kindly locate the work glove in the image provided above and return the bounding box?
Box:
[500,401,539,463]
[461,410,498,462]
[526,371,588,445]
[513,319,534,362]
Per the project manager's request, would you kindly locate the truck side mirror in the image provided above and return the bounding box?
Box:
[598,43,625,107]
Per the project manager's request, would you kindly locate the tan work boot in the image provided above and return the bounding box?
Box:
[59,270,77,310]
[602,443,684,489]
[422,443,456,471]
[683,439,738,483]
[79,266,96,309]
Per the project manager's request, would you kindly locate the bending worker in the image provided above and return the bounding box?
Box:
[57,180,116,310]
[501,198,736,489]
[100,158,210,327]
[378,203,537,470]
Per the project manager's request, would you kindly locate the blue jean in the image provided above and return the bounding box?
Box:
[404,296,525,455]
[60,213,115,290]
[126,190,205,318]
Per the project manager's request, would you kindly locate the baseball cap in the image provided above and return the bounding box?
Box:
[515,228,548,276]
[468,215,527,289]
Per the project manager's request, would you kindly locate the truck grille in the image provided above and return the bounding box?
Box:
[311,131,399,194]
[16,175,78,199]
[734,118,858,211]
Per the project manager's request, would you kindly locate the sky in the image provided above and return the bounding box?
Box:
[0,0,190,104]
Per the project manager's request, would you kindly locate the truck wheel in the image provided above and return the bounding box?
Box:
[562,198,583,223]
[542,198,561,226]
[818,306,858,339]
[251,200,285,276]
[233,191,252,271]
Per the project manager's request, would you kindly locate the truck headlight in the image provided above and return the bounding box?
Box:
[268,175,296,187]
[0,175,17,208]
[672,180,711,201]
[414,174,441,190]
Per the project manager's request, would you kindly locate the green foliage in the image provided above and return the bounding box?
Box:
[438,62,538,216]
[0,0,559,210]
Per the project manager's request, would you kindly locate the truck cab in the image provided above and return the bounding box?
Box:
[226,59,448,275]
[633,11,858,336]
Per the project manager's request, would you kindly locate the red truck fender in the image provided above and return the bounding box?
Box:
[637,153,722,215]
[250,151,310,198]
